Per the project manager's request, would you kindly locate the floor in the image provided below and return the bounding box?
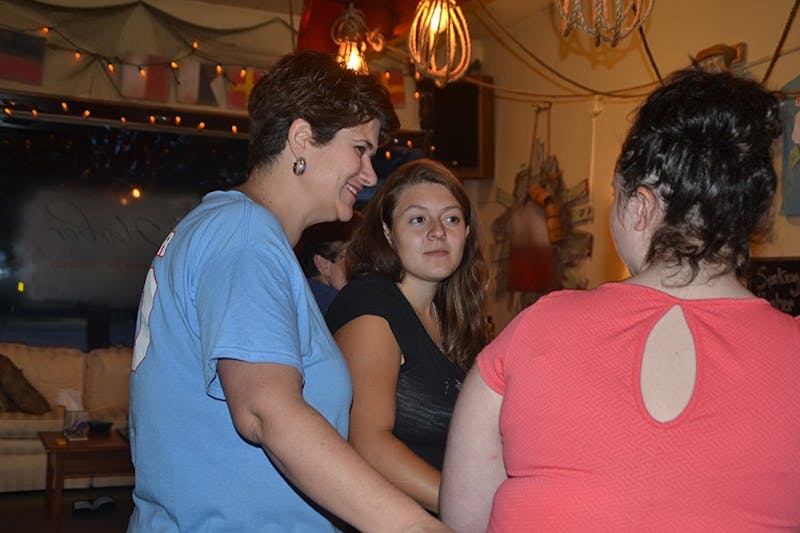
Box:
[0,486,134,533]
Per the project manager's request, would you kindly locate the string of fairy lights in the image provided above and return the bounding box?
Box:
[0,20,290,136]
[0,22,432,186]
[0,20,424,144]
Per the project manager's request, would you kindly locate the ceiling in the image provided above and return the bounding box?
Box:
[197,0,549,41]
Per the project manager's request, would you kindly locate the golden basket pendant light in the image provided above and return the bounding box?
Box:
[331,3,384,74]
[409,0,471,87]
[554,0,655,47]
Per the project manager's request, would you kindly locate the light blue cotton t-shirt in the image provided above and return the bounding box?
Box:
[128,190,352,532]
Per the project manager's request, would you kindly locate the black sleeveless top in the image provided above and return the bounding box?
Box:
[326,273,463,470]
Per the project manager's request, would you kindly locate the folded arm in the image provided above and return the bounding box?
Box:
[218,358,449,533]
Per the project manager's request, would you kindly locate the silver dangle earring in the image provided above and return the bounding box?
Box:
[292,157,306,176]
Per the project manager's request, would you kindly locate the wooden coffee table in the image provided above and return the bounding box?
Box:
[38,430,134,532]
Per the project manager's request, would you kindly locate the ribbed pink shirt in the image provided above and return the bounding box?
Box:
[479,283,800,532]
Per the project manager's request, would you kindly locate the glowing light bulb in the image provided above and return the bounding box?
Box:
[336,41,368,74]
[429,3,449,35]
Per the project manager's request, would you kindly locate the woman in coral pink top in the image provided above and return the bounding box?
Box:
[440,68,800,532]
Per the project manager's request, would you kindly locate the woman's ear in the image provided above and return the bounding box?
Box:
[287,118,312,160]
[632,185,661,232]
[313,253,331,277]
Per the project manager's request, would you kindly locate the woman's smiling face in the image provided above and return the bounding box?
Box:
[308,119,380,223]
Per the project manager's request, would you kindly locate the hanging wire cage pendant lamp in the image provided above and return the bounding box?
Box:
[554,0,655,47]
[331,3,384,74]
[408,0,471,87]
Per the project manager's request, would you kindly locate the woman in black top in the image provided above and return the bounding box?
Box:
[326,159,490,514]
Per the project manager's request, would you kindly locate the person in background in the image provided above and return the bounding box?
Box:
[302,239,348,312]
[298,213,363,314]
[128,50,450,533]
[439,68,800,532]
[326,159,490,515]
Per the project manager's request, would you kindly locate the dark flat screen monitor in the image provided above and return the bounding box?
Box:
[0,111,248,347]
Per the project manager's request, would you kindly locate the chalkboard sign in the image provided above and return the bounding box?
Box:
[747,257,800,316]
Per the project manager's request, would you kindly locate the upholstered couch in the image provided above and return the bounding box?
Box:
[0,342,133,492]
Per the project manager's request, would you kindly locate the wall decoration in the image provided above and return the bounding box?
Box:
[781,74,800,216]
[174,59,226,107]
[491,107,593,313]
[0,1,292,111]
[747,257,800,316]
[0,28,46,85]
[120,53,170,102]
[226,67,267,110]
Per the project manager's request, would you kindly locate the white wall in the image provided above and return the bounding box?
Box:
[475,0,800,328]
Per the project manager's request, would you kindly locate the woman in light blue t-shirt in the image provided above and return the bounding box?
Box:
[128,50,449,533]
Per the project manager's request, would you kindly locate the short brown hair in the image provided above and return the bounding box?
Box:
[247,50,400,174]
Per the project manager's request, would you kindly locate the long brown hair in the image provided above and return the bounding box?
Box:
[347,159,490,371]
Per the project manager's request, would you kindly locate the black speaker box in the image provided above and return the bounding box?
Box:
[420,76,494,180]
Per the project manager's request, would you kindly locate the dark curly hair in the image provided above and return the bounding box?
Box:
[615,68,781,282]
[247,50,400,174]
[346,159,490,372]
